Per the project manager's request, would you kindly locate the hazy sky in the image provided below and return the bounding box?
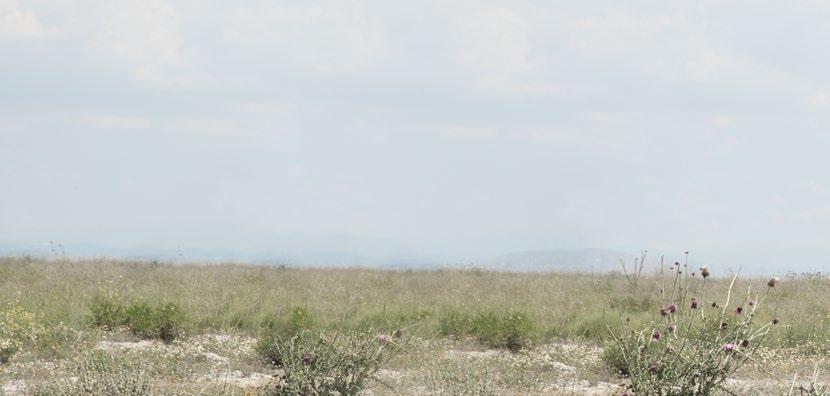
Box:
[3,1,830,268]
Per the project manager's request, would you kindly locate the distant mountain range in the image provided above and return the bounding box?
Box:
[481,248,637,272]
[0,241,638,272]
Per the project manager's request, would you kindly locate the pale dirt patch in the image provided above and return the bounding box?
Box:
[2,379,26,395]
[443,349,504,359]
[542,379,620,395]
[96,339,158,352]
[198,370,273,388]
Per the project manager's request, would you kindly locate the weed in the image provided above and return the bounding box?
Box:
[471,310,535,352]
[605,263,781,395]
[260,330,406,395]
[30,350,152,395]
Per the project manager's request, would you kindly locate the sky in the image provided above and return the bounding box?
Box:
[2,1,830,270]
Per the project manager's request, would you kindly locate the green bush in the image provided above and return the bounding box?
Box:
[261,306,316,337]
[0,337,19,364]
[124,301,185,343]
[259,330,406,395]
[88,293,126,330]
[438,309,472,337]
[0,301,48,363]
[155,302,185,343]
[124,301,156,338]
[88,297,185,343]
[437,308,535,351]
[471,310,535,352]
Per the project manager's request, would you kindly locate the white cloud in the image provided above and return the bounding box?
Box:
[73,114,151,129]
[452,7,556,95]
[89,0,188,83]
[220,2,386,72]
[0,0,50,39]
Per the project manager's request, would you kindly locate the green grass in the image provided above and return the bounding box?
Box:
[2,257,830,394]
[0,257,827,348]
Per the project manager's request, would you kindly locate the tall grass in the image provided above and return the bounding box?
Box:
[0,257,827,347]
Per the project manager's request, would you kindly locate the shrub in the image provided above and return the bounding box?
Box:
[30,350,152,395]
[0,301,48,363]
[438,309,472,337]
[470,310,535,352]
[0,337,19,364]
[605,265,780,395]
[110,300,186,343]
[124,301,156,338]
[88,293,126,330]
[259,330,406,395]
[438,308,535,351]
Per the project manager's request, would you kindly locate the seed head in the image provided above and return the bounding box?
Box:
[700,266,710,278]
[667,324,676,333]
[767,277,779,288]
[660,308,668,317]
[772,317,780,325]
[748,300,755,307]
[741,339,750,348]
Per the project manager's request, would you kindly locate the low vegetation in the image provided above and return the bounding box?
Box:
[1,256,829,394]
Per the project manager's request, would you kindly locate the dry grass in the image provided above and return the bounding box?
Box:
[1,257,830,394]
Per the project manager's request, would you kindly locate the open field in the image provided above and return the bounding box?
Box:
[2,257,830,395]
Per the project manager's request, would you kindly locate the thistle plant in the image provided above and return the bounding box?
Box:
[259,329,409,395]
[605,259,780,395]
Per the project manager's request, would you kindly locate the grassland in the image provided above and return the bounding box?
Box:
[1,257,830,395]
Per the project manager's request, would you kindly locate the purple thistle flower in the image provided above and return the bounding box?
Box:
[648,361,662,373]
[690,298,699,309]
[722,343,736,353]
[668,304,678,314]
[302,352,315,365]
[735,306,743,315]
[377,334,390,344]
[653,329,662,341]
